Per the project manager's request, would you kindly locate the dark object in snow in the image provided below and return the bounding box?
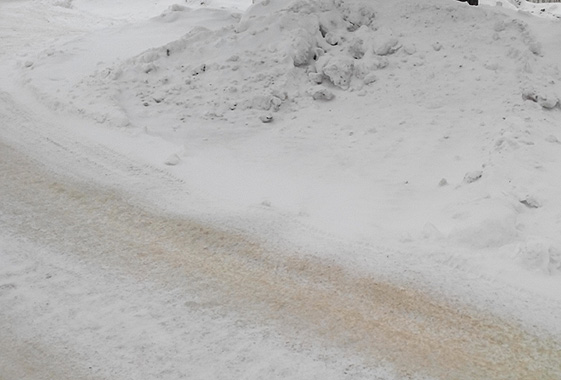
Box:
[463,170,482,184]
[457,0,478,5]
[166,49,170,57]
[520,196,541,209]
[192,64,206,76]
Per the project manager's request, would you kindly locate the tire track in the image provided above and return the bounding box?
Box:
[0,330,100,380]
[1,139,560,380]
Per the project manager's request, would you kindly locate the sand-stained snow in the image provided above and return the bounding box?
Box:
[2,137,560,380]
[2,0,561,378]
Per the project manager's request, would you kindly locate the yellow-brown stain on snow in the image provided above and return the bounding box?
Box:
[2,141,560,380]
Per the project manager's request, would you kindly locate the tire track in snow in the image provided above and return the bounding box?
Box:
[0,330,100,380]
[1,140,560,380]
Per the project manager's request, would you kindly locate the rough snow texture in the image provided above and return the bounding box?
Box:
[16,0,561,281]
[71,0,561,122]
[3,0,561,377]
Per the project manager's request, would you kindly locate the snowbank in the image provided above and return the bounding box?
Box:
[18,0,561,281]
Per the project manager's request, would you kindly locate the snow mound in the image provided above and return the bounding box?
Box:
[73,0,382,125]
[72,0,561,130]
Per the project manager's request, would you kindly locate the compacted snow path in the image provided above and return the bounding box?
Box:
[2,133,561,380]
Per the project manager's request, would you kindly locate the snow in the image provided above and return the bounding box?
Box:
[2,229,405,380]
[2,0,561,378]
[45,0,561,278]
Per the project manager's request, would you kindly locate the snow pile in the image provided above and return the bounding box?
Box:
[518,0,561,20]
[20,0,561,277]
[71,0,379,124]
[72,0,561,127]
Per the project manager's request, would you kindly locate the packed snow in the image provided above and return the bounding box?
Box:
[2,0,561,378]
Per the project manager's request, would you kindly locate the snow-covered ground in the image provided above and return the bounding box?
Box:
[2,0,561,378]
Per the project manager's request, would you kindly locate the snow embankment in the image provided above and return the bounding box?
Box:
[17,0,561,282]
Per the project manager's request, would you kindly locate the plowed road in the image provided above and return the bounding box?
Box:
[1,135,560,379]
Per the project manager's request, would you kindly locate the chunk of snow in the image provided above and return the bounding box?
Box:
[317,56,354,89]
[259,114,273,123]
[310,87,335,101]
[463,171,483,184]
[164,153,181,166]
